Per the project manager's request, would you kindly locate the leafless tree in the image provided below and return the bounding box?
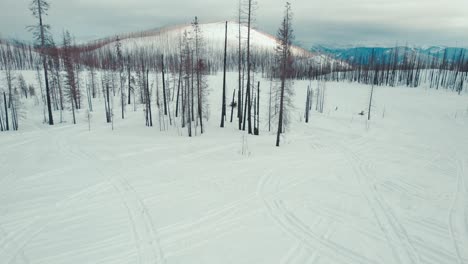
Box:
[275,2,294,147]
[28,0,54,125]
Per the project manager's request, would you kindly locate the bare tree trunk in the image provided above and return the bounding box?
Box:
[230,89,236,123]
[127,65,131,104]
[161,55,168,115]
[238,4,243,130]
[368,83,374,121]
[220,21,228,128]
[106,82,111,123]
[71,95,76,124]
[255,81,260,135]
[268,78,272,132]
[147,69,153,127]
[186,77,192,137]
[0,107,4,132]
[305,86,310,123]
[120,71,125,119]
[176,60,182,117]
[276,76,285,147]
[245,0,253,134]
[37,0,54,125]
[276,3,293,147]
[3,92,9,131]
[191,54,195,122]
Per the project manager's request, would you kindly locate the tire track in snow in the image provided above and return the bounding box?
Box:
[97,161,166,264]
[106,174,166,264]
[158,193,256,236]
[0,182,110,264]
[306,204,385,243]
[156,166,274,257]
[160,207,258,257]
[343,147,421,264]
[0,225,29,264]
[316,123,459,264]
[448,156,468,264]
[59,129,165,264]
[257,170,378,264]
[281,242,317,264]
[74,136,249,261]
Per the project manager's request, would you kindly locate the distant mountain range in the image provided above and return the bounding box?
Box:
[311,45,467,64]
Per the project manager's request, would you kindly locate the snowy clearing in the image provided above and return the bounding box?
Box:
[1,72,468,264]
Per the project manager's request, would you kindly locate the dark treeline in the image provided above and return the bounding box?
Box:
[310,47,468,94]
[3,31,468,94]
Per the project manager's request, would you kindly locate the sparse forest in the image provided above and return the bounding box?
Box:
[1,0,466,141]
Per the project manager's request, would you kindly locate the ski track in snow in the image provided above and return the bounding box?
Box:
[90,139,245,262]
[331,130,422,264]
[0,225,29,264]
[0,182,111,264]
[448,155,468,264]
[107,174,166,264]
[328,127,468,264]
[257,169,378,264]
[62,129,166,264]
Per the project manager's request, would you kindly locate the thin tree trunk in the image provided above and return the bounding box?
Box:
[128,66,131,104]
[238,6,243,130]
[268,79,272,132]
[221,21,228,128]
[255,81,260,135]
[230,89,236,123]
[276,77,286,147]
[71,95,76,124]
[161,55,168,115]
[147,69,153,127]
[3,92,9,131]
[368,83,374,121]
[37,0,54,125]
[175,61,182,117]
[106,82,111,123]
[245,0,252,134]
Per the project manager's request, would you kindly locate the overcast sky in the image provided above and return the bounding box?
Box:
[1,0,467,48]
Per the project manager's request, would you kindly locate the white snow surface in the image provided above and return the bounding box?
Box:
[1,71,468,264]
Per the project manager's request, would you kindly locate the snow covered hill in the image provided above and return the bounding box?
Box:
[85,21,324,62]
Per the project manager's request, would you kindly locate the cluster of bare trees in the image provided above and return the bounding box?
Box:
[221,0,295,144]
[312,47,468,93]
[1,0,214,136]
[0,41,38,70]
[1,0,301,146]
[0,44,32,132]
[4,0,465,146]
[173,17,210,136]
[0,70,29,131]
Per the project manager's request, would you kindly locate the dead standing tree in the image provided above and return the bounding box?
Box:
[275,2,294,147]
[242,0,254,134]
[28,0,54,125]
[62,31,78,124]
[220,21,228,128]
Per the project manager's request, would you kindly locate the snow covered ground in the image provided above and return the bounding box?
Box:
[1,71,468,264]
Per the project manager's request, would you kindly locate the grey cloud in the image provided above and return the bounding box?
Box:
[0,0,467,47]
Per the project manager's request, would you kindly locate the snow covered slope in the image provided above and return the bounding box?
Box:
[90,21,318,59]
[1,70,468,264]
